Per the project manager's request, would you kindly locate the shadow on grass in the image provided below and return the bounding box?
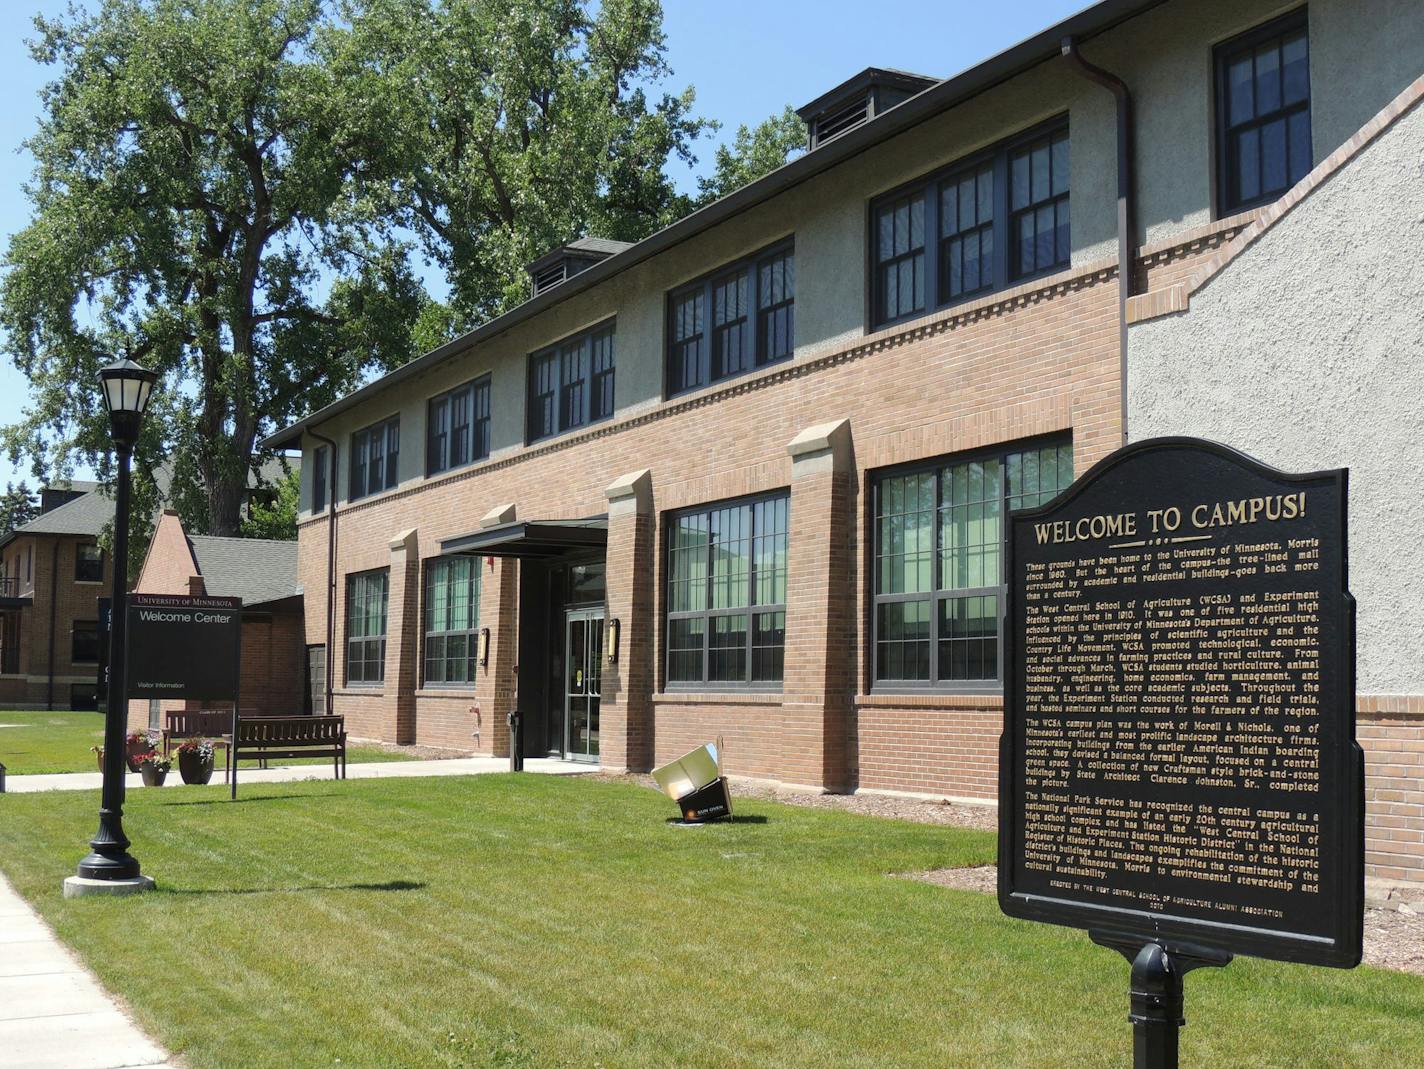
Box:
[163,879,427,896]
[158,794,329,806]
[664,815,768,826]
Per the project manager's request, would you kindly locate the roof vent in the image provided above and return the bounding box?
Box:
[527,237,636,297]
[796,67,938,150]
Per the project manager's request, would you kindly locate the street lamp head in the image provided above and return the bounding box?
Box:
[98,358,158,447]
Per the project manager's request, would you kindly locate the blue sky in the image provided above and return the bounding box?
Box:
[0,0,1086,490]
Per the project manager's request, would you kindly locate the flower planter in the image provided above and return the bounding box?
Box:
[125,738,156,773]
[178,750,214,786]
[140,765,168,787]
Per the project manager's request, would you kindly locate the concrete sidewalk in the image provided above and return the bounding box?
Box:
[0,873,175,1069]
[4,755,592,794]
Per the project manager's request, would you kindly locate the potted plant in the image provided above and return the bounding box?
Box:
[176,739,216,786]
[125,731,157,773]
[135,751,171,788]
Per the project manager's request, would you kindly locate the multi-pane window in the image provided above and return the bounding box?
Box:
[75,544,103,582]
[1216,11,1311,214]
[350,417,400,500]
[345,569,389,685]
[1009,128,1070,278]
[427,376,492,477]
[873,120,1070,328]
[666,243,795,396]
[873,439,1073,688]
[527,322,615,442]
[71,620,99,664]
[312,446,328,512]
[666,494,788,687]
[423,557,480,686]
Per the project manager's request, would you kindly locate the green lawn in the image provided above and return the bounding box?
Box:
[0,776,1420,1068]
[0,710,416,774]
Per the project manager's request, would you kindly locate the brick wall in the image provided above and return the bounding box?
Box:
[1359,697,1424,887]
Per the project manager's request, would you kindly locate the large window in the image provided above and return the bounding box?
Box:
[666,494,788,687]
[873,121,1069,328]
[75,543,103,583]
[428,376,492,477]
[527,322,615,442]
[424,557,480,686]
[1216,10,1311,215]
[873,439,1073,689]
[71,620,99,664]
[345,569,389,685]
[667,243,795,396]
[350,417,400,501]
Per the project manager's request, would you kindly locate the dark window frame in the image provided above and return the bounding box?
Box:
[870,435,1074,694]
[526,319,616,444]
[1214,8,1312,217]
[344,568,389,687]
[349,417,400,501]
[422,556,481,688]
[71,619,99,664]
[663,490,790,691]
[74,543,103,583]
[665,239,796,398]
[427,375,493,477]
[869,116,1069,331]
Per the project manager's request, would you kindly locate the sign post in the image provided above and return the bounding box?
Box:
[999,438,1362,1067]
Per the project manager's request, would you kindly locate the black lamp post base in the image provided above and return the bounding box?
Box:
[63,874,155,899]
[75,848,143,882]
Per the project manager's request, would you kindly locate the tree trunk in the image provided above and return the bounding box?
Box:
[207,477,245,537]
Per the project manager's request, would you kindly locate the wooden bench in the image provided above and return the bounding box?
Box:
[229,715,346,798]
[161,709,234,774]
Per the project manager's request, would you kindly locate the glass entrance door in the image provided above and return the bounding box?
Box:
[563,608,604,761]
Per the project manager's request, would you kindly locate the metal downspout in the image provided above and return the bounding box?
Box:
[1063,36,1137,446]
[308,429,339,717]
[46,540,59,710]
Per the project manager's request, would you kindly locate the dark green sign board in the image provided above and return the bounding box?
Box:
[126,593,242,701]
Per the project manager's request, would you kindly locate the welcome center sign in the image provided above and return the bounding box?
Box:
[126,593,242,700]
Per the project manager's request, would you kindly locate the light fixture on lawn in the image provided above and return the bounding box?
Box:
[98,357,159,446]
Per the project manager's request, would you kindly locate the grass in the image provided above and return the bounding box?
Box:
[0,710,417,775]
[0,775,1420,1068]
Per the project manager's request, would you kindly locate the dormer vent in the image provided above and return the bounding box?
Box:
[796,67,938,150]
[527,237,635,297]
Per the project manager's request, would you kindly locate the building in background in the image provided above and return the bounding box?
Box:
[263,1,1424,888]
[125,510,305,733]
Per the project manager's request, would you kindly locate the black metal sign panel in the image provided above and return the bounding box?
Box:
[999,437,1362,967]
[126,593,242,700]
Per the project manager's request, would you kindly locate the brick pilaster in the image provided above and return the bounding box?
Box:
[781,419,855,792]
[478,555,518,757]
[385,528,420,743]
[601,468,654,772]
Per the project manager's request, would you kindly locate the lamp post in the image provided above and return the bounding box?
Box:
[65,358,158,898]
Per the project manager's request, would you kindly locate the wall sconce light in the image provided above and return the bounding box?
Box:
[479,627,491,668]
[606,618,621,665]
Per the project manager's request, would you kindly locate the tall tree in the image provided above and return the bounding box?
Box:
[334,0,711,323]
[0,482,39,538]
[1,0,423,538]
[694,105,806,206]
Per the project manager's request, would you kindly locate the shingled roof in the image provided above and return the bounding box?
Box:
[187,535,299,609]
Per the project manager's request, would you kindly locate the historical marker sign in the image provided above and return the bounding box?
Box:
[126,593,242,700]
[999,437,1362,968]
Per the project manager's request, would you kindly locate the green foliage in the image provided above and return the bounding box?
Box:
[240,466,299,540]
[0,481,40,537]
[695,105,806,205]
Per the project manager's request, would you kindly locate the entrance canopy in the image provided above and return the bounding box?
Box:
[440,517,607,559]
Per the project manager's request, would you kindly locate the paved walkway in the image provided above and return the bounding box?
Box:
[0,873,175,1069]
[5,756,592,794]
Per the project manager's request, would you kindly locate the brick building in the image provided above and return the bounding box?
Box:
[125,511,305,733]
[263,1,1424,885]
[0,484,114,710]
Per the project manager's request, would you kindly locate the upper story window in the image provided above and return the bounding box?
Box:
[71,620,99,664]
[1216,10,1311,215]
[666,493,788,688]
[350,417,400,501]
[312,445,328,513]
[427,376,492,477]
[345,569,389,686]
[667,242,795,396]
[872,120,1068,329]
[872,438,1073,690]
[527,322,615,443]
[75,543,103,583]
